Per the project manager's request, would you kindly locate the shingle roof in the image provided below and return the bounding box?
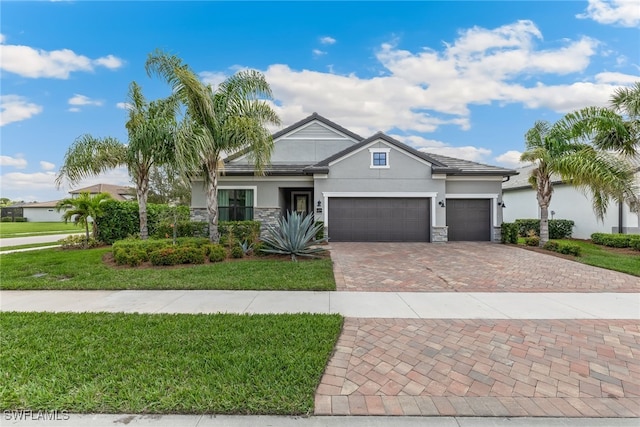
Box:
[70,183,135,201]
[423,152,518,176]
[14,200,60,208]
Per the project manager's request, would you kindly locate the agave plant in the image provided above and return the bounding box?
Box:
[261,211,326,261]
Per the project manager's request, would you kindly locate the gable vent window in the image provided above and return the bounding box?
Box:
[369,148,390,169]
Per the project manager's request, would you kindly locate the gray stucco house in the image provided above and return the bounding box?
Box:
[191,113,517,242]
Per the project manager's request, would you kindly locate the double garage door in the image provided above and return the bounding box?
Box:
[327,197,491,242]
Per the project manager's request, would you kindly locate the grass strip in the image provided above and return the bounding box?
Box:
[555,239,640,276]
[0,222,81,238]
[0,243,60,252]
[0,312,343,415]
[1,248,336,290]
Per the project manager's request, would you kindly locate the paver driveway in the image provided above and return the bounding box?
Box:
[330,242,640,292]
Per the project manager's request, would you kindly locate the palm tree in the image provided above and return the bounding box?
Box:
[521,119,639,245]
[56,82,179,239]
[56,192,113,246]
[145,50,281,242]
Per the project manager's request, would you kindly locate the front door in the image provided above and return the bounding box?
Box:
[292,191,311,215]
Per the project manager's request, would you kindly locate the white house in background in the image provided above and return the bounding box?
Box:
[502,162,640,239]
[14,183,135,222]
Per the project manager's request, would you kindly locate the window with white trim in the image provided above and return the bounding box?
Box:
[369,148,390,168]
[218,189,254,221]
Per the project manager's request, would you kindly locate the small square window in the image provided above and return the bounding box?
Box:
[373,152,387,166]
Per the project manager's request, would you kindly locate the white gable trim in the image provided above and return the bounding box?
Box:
[328,139,433,168]
[322,191,438,227]
[275,119,360,142]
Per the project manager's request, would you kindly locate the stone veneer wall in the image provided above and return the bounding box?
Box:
[190,207,281,239]
[492,226,502,242]
[431,226,448,243]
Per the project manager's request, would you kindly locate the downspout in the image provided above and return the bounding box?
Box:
[618,202,625,234]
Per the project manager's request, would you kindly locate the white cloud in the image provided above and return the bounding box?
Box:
[320,36,336,45]
[0,95,43,126]
[577,0,640,27]
[116,102,133,110]
[68,107,80,113]
[594,71,640,85]
[40,161,55,171]
[0,155,27,169]
[393,134,492,163]
[495,150,525,169]
[312,49,327,57]
[199,71,227,90]
[68,94,103,106]
[0,39,124,79]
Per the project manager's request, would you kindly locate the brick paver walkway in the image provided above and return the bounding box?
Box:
[315,318,640,417]
[331,242,640,292]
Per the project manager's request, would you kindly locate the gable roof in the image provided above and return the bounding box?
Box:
[70,183,135,201]
[271,112,365,142]
[308,132,518,176]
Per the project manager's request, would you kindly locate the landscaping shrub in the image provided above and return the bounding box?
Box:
[207,244,227,262]
[314,221,325,240]
[261,211,326,261]
[500,222,518,244]
[542,241,559,252]
[631,239,640,251]
[219,221,261,247]
[149,247,182,266]
[112,238,170,256]
[558,243,581,256]
[1,217,13,222]
[58,234,101,249]
[590,232,638,248]
[113,248,148,267]
[524,236,540,246]
[97,200,190,244]
[175,237,211,248]
[176,247,206,264]
[13,217,27,222]
[154,221,209,239]
[253,241,269,256]
[230,245,244,259]
[515,218,574,239]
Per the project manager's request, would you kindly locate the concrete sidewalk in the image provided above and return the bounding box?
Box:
[2,414,638,427]
[1,290,639,319]
[0,232,82,248]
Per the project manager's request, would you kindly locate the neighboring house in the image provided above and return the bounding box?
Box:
[15,183,135,222]
[69,183,136,201]
[191,113,517,242]
[502,163,640,239]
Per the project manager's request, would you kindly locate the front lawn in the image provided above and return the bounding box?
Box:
[0,312,343,414]
[0,222,81,238]
[555,239,640,276]
[0,248,336,290]
[518,238,640,277]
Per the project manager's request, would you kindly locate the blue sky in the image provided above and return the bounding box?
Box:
[1,0,639,202]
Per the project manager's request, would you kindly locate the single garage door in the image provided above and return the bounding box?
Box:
[328,198,430,242]
[446,199,491,241]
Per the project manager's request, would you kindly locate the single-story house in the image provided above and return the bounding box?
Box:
[502,163,640,239]
[191,113,518,242]
[14,183,135,222]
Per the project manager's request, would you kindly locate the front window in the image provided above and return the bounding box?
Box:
[218,189,254,221]
[369,148,390,168]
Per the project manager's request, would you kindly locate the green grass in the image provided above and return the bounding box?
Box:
[555,239,640,276]
[0,312,343,414]
[0,222,81,238]
[0,248,336,290]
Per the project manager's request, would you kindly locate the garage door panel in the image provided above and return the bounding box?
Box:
[446,199,491,241]
[328,198,430,242]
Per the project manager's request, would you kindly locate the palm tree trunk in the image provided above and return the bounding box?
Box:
[84,221,90,249]
[137,172,150,240]
[537,175,552,246]
[206,161,220,243]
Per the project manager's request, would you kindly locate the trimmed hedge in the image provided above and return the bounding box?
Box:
[154,221,209,239]
[500,222,518,244]
[218,221,261,246]
[515,219,575,239]
[591,232,640,250]
[112,238,211,266]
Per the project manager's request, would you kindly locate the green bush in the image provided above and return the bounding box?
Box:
[13,217,27,222]
[58,235,101,249]
[630,239,640,251]
[112,239,170,256]
[591,232,637,248]
[207,244,226,262]
[515,219,574,239]
[230,245,244,259]
[558,243,581,256]
[96,201,190,244]
[218,221,261,247]
[542,241,559,252]
[176,247,206,264]
[175,237,211,248]
[314,221,325,240]
[524,236,540,247]
[253,241,269,256]
[153,221,209,239]
[1,217,13,222]
[500,222,518,244]
[113,248,148,267]
[149,247,182,266]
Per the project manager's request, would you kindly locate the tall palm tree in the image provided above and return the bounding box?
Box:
[56,192,113,246]
[521,118,639,245]
[55,82,179,239]
[145,50,281,242]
